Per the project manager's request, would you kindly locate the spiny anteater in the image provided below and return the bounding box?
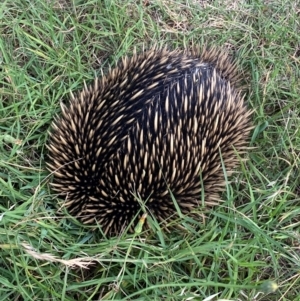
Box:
[47,46,252,235]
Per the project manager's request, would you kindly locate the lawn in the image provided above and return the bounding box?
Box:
[1,0,300,300]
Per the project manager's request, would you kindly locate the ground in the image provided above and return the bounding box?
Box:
[0,0,300,300]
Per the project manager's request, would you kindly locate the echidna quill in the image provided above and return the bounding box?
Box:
[47,46,252,235]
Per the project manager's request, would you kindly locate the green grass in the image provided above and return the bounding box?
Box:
[1,0,300,300]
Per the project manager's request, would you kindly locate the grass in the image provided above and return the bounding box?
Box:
[1,0,300,300]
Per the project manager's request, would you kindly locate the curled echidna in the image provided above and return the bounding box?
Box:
[47,46,252,235]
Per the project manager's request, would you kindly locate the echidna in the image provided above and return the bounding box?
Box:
[47,46,252,235]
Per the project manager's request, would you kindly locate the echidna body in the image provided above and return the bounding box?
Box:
[47,47,252,235]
